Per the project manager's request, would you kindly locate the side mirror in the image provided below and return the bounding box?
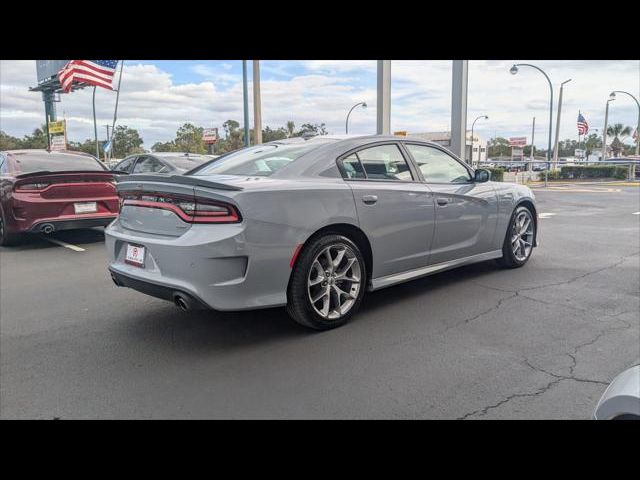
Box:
[474,168,491,183]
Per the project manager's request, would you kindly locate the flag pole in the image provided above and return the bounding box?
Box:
[92,86,99,160]
[109,61,124,160]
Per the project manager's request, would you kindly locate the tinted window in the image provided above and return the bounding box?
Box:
[405,144,471,183]
[160,156,209,170]
[115,157,135,173]
[11,152,107,174]
[342,153,365,179]
[132,156,170,174]
[193,143,324,177]
[356,144,413,181]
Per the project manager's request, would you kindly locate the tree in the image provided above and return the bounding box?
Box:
[21,125,49,149]
[584,133,602,156]
[297,123,328,137]
[0,131,22,150]
[151,141,178,152]
[487,137,511,158]
[262,126,287,142]
[286,121,295,138]
[222,120,240,139]
[111,125,144,158]
[606,123,632,141]
[173,123,206,153]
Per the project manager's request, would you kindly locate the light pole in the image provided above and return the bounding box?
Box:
[242,60,250,148]
[346,102,367,134]
[609,90,640,156]
[470,115,488,166]
[553,79,572,169]
[602,98,615,160]
[510,64,554,186]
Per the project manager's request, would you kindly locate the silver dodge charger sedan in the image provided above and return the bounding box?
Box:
[106,135,539,330]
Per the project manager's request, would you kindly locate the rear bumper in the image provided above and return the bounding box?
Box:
[29,215,117,233]
[109,268,209,309]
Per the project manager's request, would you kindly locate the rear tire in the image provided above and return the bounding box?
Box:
[287,234,366,330]
[497,205,535,268]
[0,213,20,247]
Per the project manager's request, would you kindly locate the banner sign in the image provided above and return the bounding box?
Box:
[203,127,219,144]
[50,135,66,151]
[103,140,113,153]
[508,137,527,147]
[48,120,65,135]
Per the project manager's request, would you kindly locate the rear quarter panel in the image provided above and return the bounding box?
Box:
[492,182,537,249]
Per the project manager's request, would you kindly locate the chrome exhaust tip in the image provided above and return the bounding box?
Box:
[41,224,55,234]
[174,294,191,312]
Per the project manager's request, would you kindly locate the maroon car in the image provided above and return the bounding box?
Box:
[0,149,120,245]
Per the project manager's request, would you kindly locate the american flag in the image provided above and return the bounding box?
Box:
[577,112,589,135]
[58,60,118,93]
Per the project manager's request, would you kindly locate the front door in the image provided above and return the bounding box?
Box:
[403,143,498,265]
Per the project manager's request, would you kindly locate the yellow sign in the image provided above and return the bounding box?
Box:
[394,131,407,137]
[48,120,65,135]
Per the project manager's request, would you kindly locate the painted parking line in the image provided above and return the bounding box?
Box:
[40,236,86,252]
[633,212,640,215]
[538,213,556,219]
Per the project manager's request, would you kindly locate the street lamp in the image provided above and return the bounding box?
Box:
[510,63,554,186]
[602,97,615,160]
[346,102,367,134]
[609,90,640,156]
[470,115,488,166]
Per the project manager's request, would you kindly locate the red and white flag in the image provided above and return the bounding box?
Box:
[58,60,118,93]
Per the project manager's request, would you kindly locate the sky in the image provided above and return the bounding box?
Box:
[1,60,638,150]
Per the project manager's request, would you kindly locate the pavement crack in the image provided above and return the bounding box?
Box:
[441,292,518,333]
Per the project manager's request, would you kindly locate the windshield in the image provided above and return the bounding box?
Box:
[11,152,107,174]
[191,142,325,177]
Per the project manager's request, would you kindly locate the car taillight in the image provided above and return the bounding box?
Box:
[120,192,241,224]
[15,183,50,191]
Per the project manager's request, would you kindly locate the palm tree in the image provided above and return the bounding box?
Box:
[607,123,633,157]
[607,123,632,140]
[286,121,295,138]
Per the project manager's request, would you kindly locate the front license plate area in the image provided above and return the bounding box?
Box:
[125,244,145,267]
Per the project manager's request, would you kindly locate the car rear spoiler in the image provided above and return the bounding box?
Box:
[115,174,243,191]
[15,170,116,179]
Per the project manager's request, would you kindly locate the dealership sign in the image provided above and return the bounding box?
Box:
[50,135,66,151]
[203,128,219,144]
[48,120,65,135]
[508,137,527,147]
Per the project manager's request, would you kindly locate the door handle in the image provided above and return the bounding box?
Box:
[436,197,449,206]
[362,195,378,205]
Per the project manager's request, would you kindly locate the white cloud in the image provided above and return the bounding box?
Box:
[1,59,638,151]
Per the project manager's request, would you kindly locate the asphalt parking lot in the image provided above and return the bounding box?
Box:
[1,184,638,419]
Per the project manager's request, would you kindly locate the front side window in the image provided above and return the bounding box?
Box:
[344,144,413,181]
[405,144,471,183]
[132,156,169,174]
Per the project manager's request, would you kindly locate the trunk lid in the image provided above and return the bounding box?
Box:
[115,174,243,237]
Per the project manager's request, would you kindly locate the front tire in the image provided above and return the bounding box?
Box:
[287,234,366,330]
[497,205,535,268]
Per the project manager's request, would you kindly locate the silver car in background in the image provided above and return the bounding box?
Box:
[106,135,539,330]
[112,152,213,175]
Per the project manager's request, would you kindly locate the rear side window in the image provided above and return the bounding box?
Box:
[341,144,413,181]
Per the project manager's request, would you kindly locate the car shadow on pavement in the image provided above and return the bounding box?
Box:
[0,228,106,251]
[119,260,504,353]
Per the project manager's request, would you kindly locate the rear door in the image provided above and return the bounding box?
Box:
[341,142,435,278]
[403,143,498,265]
